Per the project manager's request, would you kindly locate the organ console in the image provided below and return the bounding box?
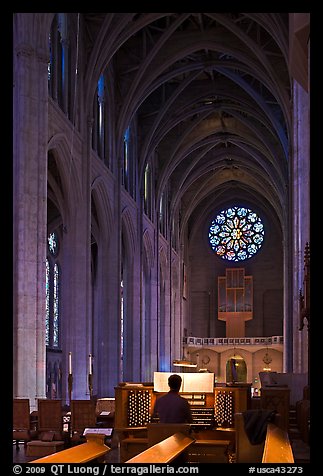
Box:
[115,375,251,430]
[114,375,251,462]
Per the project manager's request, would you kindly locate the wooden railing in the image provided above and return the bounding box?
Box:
[125,432,195,464]
[262,423,294,463]
[30,434,110,463]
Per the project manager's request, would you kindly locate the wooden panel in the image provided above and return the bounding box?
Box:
[125,433,195,464]
[147,423,191,447]
[187,439,230,463]
[114,385,154,428]
[71,400,96,433]
[13,399,31,429]
[262,424,294,463]
[214,385,251,427]
[121,438,148,462]
[260,388,290,430]
[37,399,63,432]
[115,426,148,462]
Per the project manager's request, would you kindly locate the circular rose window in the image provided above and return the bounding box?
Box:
[208,206,264,261]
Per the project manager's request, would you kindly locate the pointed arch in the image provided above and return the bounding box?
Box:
[48,133,83,224]
[91,176,114,246]
[121,207,137,260]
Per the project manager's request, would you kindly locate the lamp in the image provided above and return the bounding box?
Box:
[174,342,198,368]
[262,351,272,371]
[173,359,197,368]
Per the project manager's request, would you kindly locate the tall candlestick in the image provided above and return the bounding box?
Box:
[89,353,92,375]
[68,352,72,375]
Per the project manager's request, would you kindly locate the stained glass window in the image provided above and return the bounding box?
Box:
[46,232,60,348]
[48,232,58,256]
[46,259,50,346]
[209,206,264,261]
[123,127,130,190]
[97,74,105,158]
[53,263,59,347]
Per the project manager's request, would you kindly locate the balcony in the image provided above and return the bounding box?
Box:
[183,336,283,352]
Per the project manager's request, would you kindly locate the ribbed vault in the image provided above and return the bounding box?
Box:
[82,12,290,240]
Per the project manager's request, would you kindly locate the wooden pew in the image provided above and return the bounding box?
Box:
[125,432,195,464]
[30,433,110,463]
[262,423,294,463]
[188,439,231,463]
[115,426,148,462]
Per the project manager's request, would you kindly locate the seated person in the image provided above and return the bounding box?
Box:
[151,374,193,423]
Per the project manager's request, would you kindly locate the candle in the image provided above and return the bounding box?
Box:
[68,352,72,375]
[89,353,92,375]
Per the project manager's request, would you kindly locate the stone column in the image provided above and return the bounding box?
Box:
[13,42,49,409]
[291,80,310,374]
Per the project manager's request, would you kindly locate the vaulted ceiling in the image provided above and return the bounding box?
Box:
[82,13,291,240]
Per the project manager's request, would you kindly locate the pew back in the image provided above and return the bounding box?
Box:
[71,399,96,434]
[30,434,110,463]
[125,432,195,464]
[262,423,294,463]
[147,423,191,447]
[37,399,63,433]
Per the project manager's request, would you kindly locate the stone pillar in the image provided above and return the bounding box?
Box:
[13,42,49,409]
[61,198,91,400]
[131,244,142,380]
[291,80,310,374]
[283,235,293,373]
[163,253,171,371]
[150,260,159,374]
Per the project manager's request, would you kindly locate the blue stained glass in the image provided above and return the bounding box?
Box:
[53,264,59,347]
[48,232,58,256]
[46,259,50,346]
[98,74,105,100]
[46,233,60,348]
[209,206,264,261]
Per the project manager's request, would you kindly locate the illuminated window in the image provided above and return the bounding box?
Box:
[209,206,264,261]
[97,74,105,158]
[46,232,60,348]
[48,13,80,122]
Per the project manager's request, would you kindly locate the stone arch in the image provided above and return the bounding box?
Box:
[121,207,137,261]
[91,177,114,246]
[48,134,83,226]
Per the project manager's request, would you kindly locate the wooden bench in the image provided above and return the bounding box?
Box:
[262,423,294,463]
[125,432,195,464]
[26,399,66,457]
[115,426,148,462]
[188,439,231,463]
[30,433,110,463]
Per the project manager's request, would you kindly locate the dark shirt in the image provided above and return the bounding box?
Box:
[152,391,193,423]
